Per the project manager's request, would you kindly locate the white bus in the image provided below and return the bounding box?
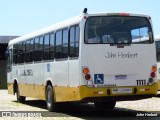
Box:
[7,9,158,111]
[155,35,160,90]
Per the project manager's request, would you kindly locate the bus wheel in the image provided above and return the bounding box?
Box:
[16,85,26,103]
[94,100,116,109]
[46,85,58,112]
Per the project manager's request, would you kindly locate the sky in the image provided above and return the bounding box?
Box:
[0,0,160,36]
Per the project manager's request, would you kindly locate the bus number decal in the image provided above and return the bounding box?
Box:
[136,80,146,86]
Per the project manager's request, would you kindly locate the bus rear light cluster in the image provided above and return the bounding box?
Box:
[148,66,156,85]
[150,66,157,78]
[150,72,155,78]
[82,67,93,87]
[85,74,91,80]
[152,66,157,72]
[83,68,89,74]
[148,78,154,84]
[83,67,91,81]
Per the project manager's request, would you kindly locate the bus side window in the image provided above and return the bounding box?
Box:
[69,25,79,59]
[55,30,62,59]
[34,37,40,62]
[49,33,54,60]
[21,41,25,63]
[39,36,44,60]
[62,29,68,59]
[17,42,24,64]
[30,39,34,62]
[25,40,31,63]
[44,34,50,60]
[7,49,12,72]
[13,44,18,65]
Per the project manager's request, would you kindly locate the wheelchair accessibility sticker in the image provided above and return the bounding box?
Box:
[94,74,104,84]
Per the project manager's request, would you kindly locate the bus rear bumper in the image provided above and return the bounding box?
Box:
[79,83,158,102]
[81,94,156,102]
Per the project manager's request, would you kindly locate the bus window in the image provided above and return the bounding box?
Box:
[69,25,79,58]
[85,17,152,44]
[25,40,30,63]
[62,29,68,59]
[131,27,149,43]
[30,39,34,62]
[44,34,50,60]
[49,33,54,60]
[17,42,24,64]
[34,37,40,62]
[55,30,62,59]
[13,44,18,64]
[39,36,44,60]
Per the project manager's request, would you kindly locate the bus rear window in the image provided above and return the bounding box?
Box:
[85,16,153,44]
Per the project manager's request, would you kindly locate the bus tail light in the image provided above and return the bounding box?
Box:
[152,66,157,72]
[83,68,89,74]
[85,74,91,80]
[148,78,154,84]
[148,65,156,85]
[150,66,156,78]
[150,72,155,78]
[82,66,93,86]
[83,67,91,80]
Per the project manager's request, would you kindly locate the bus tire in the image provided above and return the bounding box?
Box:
[46,85,59,112]
[16,85,26,103]
[94,100,116,109]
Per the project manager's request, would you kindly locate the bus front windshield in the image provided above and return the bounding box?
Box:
[85,16,153,44]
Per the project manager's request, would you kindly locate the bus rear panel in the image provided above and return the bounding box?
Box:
[79,14,158,102]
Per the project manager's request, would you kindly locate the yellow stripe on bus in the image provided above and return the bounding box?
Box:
[157,79,160,90]
[8,83,158,102]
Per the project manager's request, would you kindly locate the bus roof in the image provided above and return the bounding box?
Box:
[8,12,151,46]
[9,15,82,46]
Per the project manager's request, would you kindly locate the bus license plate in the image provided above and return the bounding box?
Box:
[112,88,132,94]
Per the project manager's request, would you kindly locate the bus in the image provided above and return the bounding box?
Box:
[7,9,158,111]
[155,35,160,90]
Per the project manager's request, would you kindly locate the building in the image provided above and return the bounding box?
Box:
[0,36,19,89]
